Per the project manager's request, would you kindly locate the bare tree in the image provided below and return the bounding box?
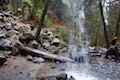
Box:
[35,0,50,40]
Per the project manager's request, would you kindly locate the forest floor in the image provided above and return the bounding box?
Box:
[0,55,120,80]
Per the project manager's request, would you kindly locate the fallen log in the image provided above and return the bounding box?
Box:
[0,46,74,63]
[20,46,74,63]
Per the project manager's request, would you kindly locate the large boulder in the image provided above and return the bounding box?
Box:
[105,45,120,60]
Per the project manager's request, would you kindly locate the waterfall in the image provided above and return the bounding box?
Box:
[63,0,90,63]
[62,0,98,80]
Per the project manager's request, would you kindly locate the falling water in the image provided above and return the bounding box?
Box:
[63,0,89,63]
[62,0,98,80]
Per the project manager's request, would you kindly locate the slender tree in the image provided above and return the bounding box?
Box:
[35,0,50,40]
[98,0,110,48]
[115,9,120,37]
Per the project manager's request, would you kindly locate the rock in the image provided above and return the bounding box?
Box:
[51,38,60,47]
[13,24,20,31]
[26,55,33,61]
[19,33,34,44]
[0,38,11,47]
[3,11,10,17]
[49,45,60,54]
[0,53,7,66]
[0,13,4,16]
[0,16,3,20]
[69,76,76,80]
[33,57,45,63]
[11,47,19,56]
[28,40,39,49]
[18,26,31,33]
[40,29,54,43]
[105,45,120,60]
[6,30,16,37]
[42,41,51,49]
[40,73,67,80]
[4,22,13,30]
[0,29,5,38]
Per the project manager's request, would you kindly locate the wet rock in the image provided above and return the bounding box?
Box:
[28,40,39,49]
[26,55,33,61]
[33,57,45,63]
[19,33,34,45]
[0,53,7,66]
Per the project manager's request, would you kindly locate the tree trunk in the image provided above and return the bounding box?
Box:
[99,0,110,48]
[115,9,120,37]
[35,0,50,40]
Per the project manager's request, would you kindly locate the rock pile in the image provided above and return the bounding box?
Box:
[0,10,68,65]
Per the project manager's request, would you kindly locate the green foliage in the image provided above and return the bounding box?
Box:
[22,0,33,7]
[35,9,51,28]
[53,27,69,43]
[44,15,52,28]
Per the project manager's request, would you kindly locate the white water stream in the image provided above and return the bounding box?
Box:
[62,0,99,80]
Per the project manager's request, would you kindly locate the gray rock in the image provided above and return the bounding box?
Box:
[33,57,45,63]
[5,22,13,30]
[11,47,19,56]
[0,39,11,47]
[0,53,7,66]
[26,55,33,61]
